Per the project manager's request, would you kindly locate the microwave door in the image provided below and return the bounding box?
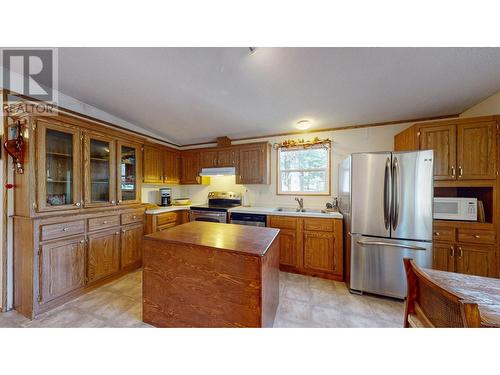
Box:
[391,151,433,241]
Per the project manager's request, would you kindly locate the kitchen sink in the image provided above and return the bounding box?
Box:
[274,207,330,214]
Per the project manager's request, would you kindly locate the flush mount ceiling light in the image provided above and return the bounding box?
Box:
[248,47,257,55]
[295,120,312,130]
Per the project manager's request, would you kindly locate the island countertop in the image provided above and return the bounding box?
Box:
[144,221,280,257]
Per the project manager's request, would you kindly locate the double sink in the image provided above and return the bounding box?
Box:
[275,207,331,214]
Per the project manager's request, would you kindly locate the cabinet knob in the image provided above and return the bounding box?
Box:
[75,202,81,207]
[118,199,122,203]
[111,200,116,204]
[80,239,85,244]
[103,220,108,224]
[115,231,119,235]
[122,229,126,233]
[434,232,440,236]
[133,215,137,219]
[62,227,69,231]
[473,234,480,239]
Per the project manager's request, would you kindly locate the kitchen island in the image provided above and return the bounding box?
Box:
[143,221,280,327]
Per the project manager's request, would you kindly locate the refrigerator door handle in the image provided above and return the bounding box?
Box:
[392,157,400,230]
[383,157,391,230]
[356,240,427,251]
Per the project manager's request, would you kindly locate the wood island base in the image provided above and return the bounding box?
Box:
[143,222,280,328]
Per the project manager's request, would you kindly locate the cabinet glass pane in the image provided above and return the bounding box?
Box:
[90,139,110,202]
[120,145,136,201]
[46,129,73,206]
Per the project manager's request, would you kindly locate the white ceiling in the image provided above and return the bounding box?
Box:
[57,48,500,145]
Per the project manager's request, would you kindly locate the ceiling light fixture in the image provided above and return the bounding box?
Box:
[248,47,257,55]
[295,120,312,130]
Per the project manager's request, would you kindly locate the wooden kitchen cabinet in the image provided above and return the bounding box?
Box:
[396,117,498,181]
[455,245,495,277]
[117,141,142,204]
[200,148,239,168]
[38,236,86,305]
[432,221,497,277]
[457,120,497,180]
[121,223,144,268]
[180,151,202,184]
[143,145,164,184]
[87,229,121,283]
[432,243,455,272]
[35,118,83,212]
[237,143,270,184]
[418,124,457,180]
[163,149,181,184]
[83,131,117,207]
[267,215,343,280]
[200,150,219,168]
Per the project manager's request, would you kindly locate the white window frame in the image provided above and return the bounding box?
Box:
[277,145,331,196]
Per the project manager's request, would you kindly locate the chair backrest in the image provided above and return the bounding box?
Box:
[403,258,481,328]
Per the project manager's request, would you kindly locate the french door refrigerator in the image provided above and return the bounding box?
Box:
[339,150,433,299]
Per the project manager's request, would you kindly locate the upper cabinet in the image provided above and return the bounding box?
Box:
[163,149,181,184]
[456,120,497,180]
[418,124,457,180]
[36,118,82,212]
[143,146,164,184]
[236,143,271,184]
[180,151,201,184]
[200,148,239,168]
[395,117,498,181]
[117,142,142,204]
[83,132,116,207]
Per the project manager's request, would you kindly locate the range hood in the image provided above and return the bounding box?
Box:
[199,167,236,176]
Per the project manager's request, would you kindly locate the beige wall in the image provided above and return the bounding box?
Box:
[460,91,500,117]
[178,123,412,208]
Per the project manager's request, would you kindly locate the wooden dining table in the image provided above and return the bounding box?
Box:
[422,268,500,328]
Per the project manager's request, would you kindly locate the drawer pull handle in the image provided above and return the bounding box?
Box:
[457,247,463,258]
[434,232,440,236]
[62,227,69,231]
[473,234,480,239]
[450,246,454,257]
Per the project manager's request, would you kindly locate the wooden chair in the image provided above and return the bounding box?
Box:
[403,258,481,328]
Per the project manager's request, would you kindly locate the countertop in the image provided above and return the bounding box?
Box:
[228,206,343,219]
[145,221,280,257]
[145,204,201,215]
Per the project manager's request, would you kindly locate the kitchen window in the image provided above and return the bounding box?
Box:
[277,145,330,195]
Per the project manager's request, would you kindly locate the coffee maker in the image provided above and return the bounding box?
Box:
[159,187,172,206]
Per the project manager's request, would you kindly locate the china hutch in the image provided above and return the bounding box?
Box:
[6,102,149,319]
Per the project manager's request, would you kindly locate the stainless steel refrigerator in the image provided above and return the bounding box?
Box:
[339,151,434,299]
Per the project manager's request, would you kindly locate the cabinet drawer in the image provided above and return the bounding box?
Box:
[304,218,335,232]
[41,220,85,241]
[156,212,178,226]
[432,226,455,242]
[268,216,298,229]
[88,215,120,232]
[458,229,496,245]
[121,210,144,225]
[158,222,177,231]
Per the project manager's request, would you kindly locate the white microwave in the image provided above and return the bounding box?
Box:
[433,197,477,221]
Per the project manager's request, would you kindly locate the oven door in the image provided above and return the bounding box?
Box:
[190,210,227,223]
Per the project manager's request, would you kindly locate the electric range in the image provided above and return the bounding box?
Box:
[190,191,242,223]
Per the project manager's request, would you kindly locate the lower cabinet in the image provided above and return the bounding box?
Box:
[121,223,144,268]
[267,216,343,280]
[144,209,190,234]
[38,236,86,305]
[87,229,120,283]
[432,221,497,278]
[278,228,299,267]
[303,231,337,274]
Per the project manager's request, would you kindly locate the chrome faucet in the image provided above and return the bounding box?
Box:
[295,197,304,211]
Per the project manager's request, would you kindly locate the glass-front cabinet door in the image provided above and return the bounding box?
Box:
[117,142,142,204]
[36,119,82,212]
[83,132,116,207]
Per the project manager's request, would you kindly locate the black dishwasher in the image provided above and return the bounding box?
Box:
[229,212,267,227]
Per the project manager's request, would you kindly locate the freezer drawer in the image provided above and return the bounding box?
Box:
[350,234,432,299]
